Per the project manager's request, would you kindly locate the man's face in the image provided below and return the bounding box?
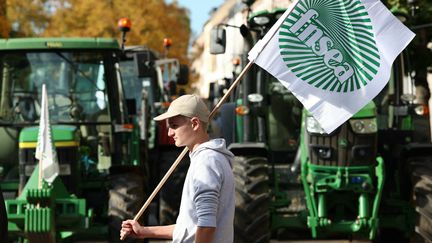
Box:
[166,116,194,147]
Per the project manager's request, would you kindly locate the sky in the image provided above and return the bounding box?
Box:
[169,0,225,35]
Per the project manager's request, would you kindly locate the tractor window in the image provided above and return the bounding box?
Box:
[119,59,144,110]
[119,57,160,114]
[72,61,107,117]
[374,53,413,130]
[0,51,110,124]
[267,80,302,152]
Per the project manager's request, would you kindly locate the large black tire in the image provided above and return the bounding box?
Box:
[233,156,271,243]
[158,149,189,225]
[0,186,7,243]
[410,156,432,242]
[108,173,145,243]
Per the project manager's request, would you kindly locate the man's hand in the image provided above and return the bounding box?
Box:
[195,226,216,243]
[120,221,175,240]
[120,220,143,239]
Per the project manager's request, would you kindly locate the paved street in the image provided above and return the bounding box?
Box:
[78,240,371,243]
[147,241,371,243]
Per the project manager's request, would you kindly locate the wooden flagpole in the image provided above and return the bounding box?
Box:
[38,159,43,189]
[120,61,255,240]
[121,3,299,239]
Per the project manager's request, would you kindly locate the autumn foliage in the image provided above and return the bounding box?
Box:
[0,0,191,63]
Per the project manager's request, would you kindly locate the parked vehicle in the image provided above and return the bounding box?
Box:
[210,1,432,242]
[117,19,190,226]
[0,37,146,242]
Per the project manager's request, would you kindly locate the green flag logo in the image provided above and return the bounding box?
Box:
[279,0,381,92]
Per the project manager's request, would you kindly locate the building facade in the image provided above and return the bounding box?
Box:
[190,0,292,98]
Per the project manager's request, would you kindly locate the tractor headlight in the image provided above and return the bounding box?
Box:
[306,116,327,134]
[248,93,264,103]
[311,146,332,160]
[414,104,429,116]
[349,118,377,134]
[252,16,270,26]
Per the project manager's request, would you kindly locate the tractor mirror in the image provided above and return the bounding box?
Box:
[177,64,189,85]
[134,52,154,78]
[210,27,226,55]
[242,0,255,7]
[240,24,250,38]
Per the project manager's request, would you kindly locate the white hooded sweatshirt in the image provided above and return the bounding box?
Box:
[173,138,235,243]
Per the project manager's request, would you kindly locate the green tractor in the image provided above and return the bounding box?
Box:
[0,37,146,242]
[210,2,432,243]
[118,42,189,226]
[298,52,432,242]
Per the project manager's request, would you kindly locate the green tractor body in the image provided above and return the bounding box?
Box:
[0,37,146,242]
[299,102,385,239]
[210,5,432,243]
[299,50,432,241]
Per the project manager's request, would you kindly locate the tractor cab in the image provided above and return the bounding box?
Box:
[0,38,146,242]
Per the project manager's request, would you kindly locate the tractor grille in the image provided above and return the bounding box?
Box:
[19,146,79,192]
[307,122,377,167]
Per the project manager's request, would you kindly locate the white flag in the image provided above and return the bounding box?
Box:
[248,0,415,133]
[35,84,59,184]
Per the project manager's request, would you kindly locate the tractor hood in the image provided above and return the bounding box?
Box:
[352,101,376,119]
[19,125,79,149]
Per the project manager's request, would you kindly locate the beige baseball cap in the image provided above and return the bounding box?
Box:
[153,94,210,122]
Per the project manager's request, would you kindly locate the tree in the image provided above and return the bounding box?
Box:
[1,0,191,63]
[7,0,50,37]
[0,0,9,37]
[42,0,191,64]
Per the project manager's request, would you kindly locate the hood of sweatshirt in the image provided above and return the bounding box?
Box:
[190,138,234,167]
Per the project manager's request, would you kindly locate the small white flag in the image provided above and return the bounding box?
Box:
[35,84,59,184]
[248,0,415,133]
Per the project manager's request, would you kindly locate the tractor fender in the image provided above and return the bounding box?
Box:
[228,142,268,157]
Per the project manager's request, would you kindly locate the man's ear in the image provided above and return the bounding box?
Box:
[190,117,200,131]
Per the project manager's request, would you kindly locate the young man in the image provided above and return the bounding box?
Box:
[120,94,235,243]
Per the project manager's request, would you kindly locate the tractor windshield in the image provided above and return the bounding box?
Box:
[0,51,110,124]
[118,52,163,112]
[119,58,148,110]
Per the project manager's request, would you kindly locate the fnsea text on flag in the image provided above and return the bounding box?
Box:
[249,0,415,133]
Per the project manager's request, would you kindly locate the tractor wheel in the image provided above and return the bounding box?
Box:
[233,156,271,243]
[158,149,189,225]
[410,156,432,242]
[108,173,145,243]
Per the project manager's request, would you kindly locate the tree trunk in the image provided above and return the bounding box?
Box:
[0,0,9,38]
